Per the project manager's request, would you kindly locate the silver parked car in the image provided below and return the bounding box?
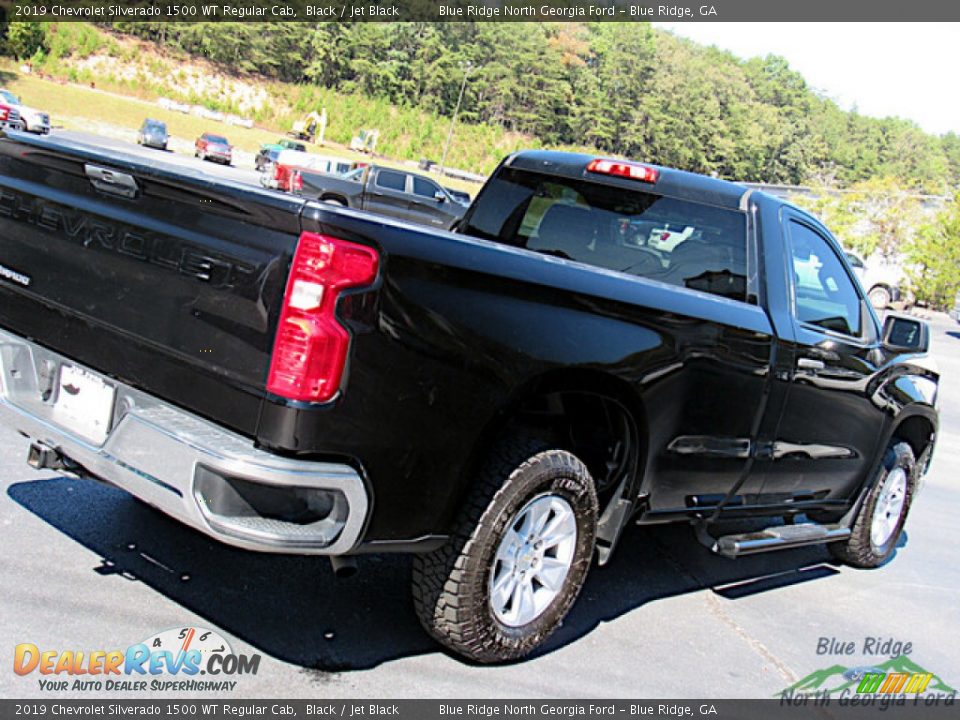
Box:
[137,118,169,151]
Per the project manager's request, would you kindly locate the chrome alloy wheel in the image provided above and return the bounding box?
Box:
[489,494,578,627]
[870,467,908,547]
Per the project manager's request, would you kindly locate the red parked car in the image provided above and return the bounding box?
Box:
[194,132,232,165]
[0,99,22,131]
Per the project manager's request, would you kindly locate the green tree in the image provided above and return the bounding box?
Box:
[5,21,46,59]
[791,177,922,259]
[18,20,957,191]
[905,194,960,308]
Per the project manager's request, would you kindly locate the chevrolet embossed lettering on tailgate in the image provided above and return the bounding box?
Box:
[0,133,305,434]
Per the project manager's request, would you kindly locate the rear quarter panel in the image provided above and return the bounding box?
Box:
[257,204,774,544]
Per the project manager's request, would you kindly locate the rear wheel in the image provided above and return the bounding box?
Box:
[830,441,914,568]
[869,285,892,309]
[412,434,598,663]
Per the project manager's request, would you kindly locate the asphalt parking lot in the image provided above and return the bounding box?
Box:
[53,129,265,187]
[0,155,957,698]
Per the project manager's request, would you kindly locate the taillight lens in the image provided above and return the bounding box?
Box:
[0,107,8,121]
[273,163,283,181]
[292,170,303,193]
[266,233,379,403]
[586,158,659,183]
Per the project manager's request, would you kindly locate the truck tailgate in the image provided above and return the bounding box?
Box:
[0,132,305,436]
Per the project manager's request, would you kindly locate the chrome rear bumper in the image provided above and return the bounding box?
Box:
[0,327,368,555]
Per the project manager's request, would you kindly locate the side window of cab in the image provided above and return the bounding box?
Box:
[788,221,865,338]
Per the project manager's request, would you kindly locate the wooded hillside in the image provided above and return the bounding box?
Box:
[108,22,960,192]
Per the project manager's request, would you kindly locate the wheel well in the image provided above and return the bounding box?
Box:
[321,194,348,205]
[467,372,646,503]
[894,415,936,463]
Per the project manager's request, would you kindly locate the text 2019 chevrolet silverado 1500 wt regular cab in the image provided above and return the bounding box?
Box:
[0,133,939,662]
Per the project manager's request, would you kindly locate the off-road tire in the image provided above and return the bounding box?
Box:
[830,441,915,568]
[412,435,598,663]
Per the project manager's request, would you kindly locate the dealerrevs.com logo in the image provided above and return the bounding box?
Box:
[14,627,261,692]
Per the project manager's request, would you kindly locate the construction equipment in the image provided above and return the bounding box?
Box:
[349,128,380,154]
[289,110,327,144]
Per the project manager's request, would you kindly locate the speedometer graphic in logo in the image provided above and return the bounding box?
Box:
[140,626,233,670]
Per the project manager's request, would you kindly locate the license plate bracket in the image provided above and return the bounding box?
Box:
[52,364,116,445]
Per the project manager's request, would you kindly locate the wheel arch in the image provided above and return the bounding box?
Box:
[320,193,349,206]
[453,368,649,535]
[891,411,937,474]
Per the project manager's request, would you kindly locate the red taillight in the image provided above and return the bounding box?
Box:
[0,107,8,121]
[273,163,284,181]
[586,158,659,183]
[291,170,303,193]
[266,233,379,403]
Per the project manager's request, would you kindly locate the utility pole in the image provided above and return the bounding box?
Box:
[439,61,472,178]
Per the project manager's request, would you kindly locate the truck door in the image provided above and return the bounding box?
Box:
[408,175,459,229]
[365,169,413,221]
[755,212,886,507]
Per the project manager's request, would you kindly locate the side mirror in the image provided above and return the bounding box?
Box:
[434,191,446,203]
[882,314,929,353]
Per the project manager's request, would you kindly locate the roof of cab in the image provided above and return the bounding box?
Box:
[505,149,757,211]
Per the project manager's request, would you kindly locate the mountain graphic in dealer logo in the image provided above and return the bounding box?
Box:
[780,655,956,698]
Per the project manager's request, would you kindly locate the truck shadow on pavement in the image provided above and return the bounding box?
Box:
[10,475,899,671]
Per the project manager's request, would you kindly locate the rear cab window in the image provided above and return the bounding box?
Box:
[461,166,749,303]
[375,170,407,192]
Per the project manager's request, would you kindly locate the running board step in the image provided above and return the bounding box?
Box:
[698,522,851,558]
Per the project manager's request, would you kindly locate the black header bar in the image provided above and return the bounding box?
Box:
[3,0,960,22]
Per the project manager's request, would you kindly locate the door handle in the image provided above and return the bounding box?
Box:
[797,358,825,371]
[85,164,139,199]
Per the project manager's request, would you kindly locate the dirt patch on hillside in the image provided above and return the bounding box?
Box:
[72,38,274,117]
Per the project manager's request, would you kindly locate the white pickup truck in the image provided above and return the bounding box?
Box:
[845,251,903,309]
[0,88,49,134]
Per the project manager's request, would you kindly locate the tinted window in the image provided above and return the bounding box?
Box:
[205,134,228,145]
[845,253,864,269]
[790,221,861,336]
[461,167,748,302]
[413,176,442,199]
[375,170,406,192]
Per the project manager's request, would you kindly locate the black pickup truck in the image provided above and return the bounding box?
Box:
[297,163,468,230]
[0,134,939,662]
